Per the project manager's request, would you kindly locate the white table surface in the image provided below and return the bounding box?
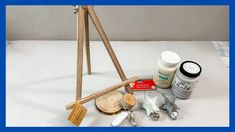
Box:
[6,41,229,127]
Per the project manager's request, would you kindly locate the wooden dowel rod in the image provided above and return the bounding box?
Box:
[87,6,132,93]
[84,7,91,75]
[76,6,85,100]
[66,76,139,110]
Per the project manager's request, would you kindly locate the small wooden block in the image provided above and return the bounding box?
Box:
[123,93,136,107]
[68,102,87,126]
[121,93,136,110]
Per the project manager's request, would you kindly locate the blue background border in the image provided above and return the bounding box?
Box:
[0,0,233,131]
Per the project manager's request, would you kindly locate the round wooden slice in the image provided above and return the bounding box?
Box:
[95,90,123,115]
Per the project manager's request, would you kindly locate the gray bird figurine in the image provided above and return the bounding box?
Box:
[160,93,179,120]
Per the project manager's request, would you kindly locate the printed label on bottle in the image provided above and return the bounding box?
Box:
[153,71,174,88]
[173,77,195,91]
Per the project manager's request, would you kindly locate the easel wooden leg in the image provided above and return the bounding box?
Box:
[87,6,132,93]
[76,6,85,100]
[84,7,91,75]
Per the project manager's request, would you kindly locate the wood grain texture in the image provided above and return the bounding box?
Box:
[95,90,123,114]
[84,6,91,75]
[76,6,85,100]
[87,6,132,93]
[66,76,139,110]
[120,93,136,110]
[68,102,87,126]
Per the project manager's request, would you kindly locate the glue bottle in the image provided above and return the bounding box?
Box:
[153,51,180,88]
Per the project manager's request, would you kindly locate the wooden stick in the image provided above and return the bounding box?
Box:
[87,6,132,93]
[84,6,91,75]
[66,76,139,110]
[76,6,85,100]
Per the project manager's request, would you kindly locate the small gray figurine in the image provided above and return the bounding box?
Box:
[160,93,179,120]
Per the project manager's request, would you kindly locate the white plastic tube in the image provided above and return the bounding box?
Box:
[111,111,129,127]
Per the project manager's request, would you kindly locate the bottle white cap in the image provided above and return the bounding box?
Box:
[160,51,180,67]
[183,62,201,74]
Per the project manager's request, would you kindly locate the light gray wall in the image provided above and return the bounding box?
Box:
[6,6,229,41]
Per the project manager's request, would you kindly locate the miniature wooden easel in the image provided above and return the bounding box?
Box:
[75,6,131,100]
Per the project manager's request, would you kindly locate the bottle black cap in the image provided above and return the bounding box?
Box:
[179,61,202,78]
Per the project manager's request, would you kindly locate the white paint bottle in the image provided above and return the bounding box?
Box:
[171,61,202,99]
[153,51,180,88]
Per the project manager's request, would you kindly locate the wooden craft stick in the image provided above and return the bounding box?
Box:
[84,6,91,75]
[76,6,85,100]
[87,6,132,93]
[66,76,139,110]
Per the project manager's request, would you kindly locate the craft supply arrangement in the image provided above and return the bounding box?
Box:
[65,6,202,127]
